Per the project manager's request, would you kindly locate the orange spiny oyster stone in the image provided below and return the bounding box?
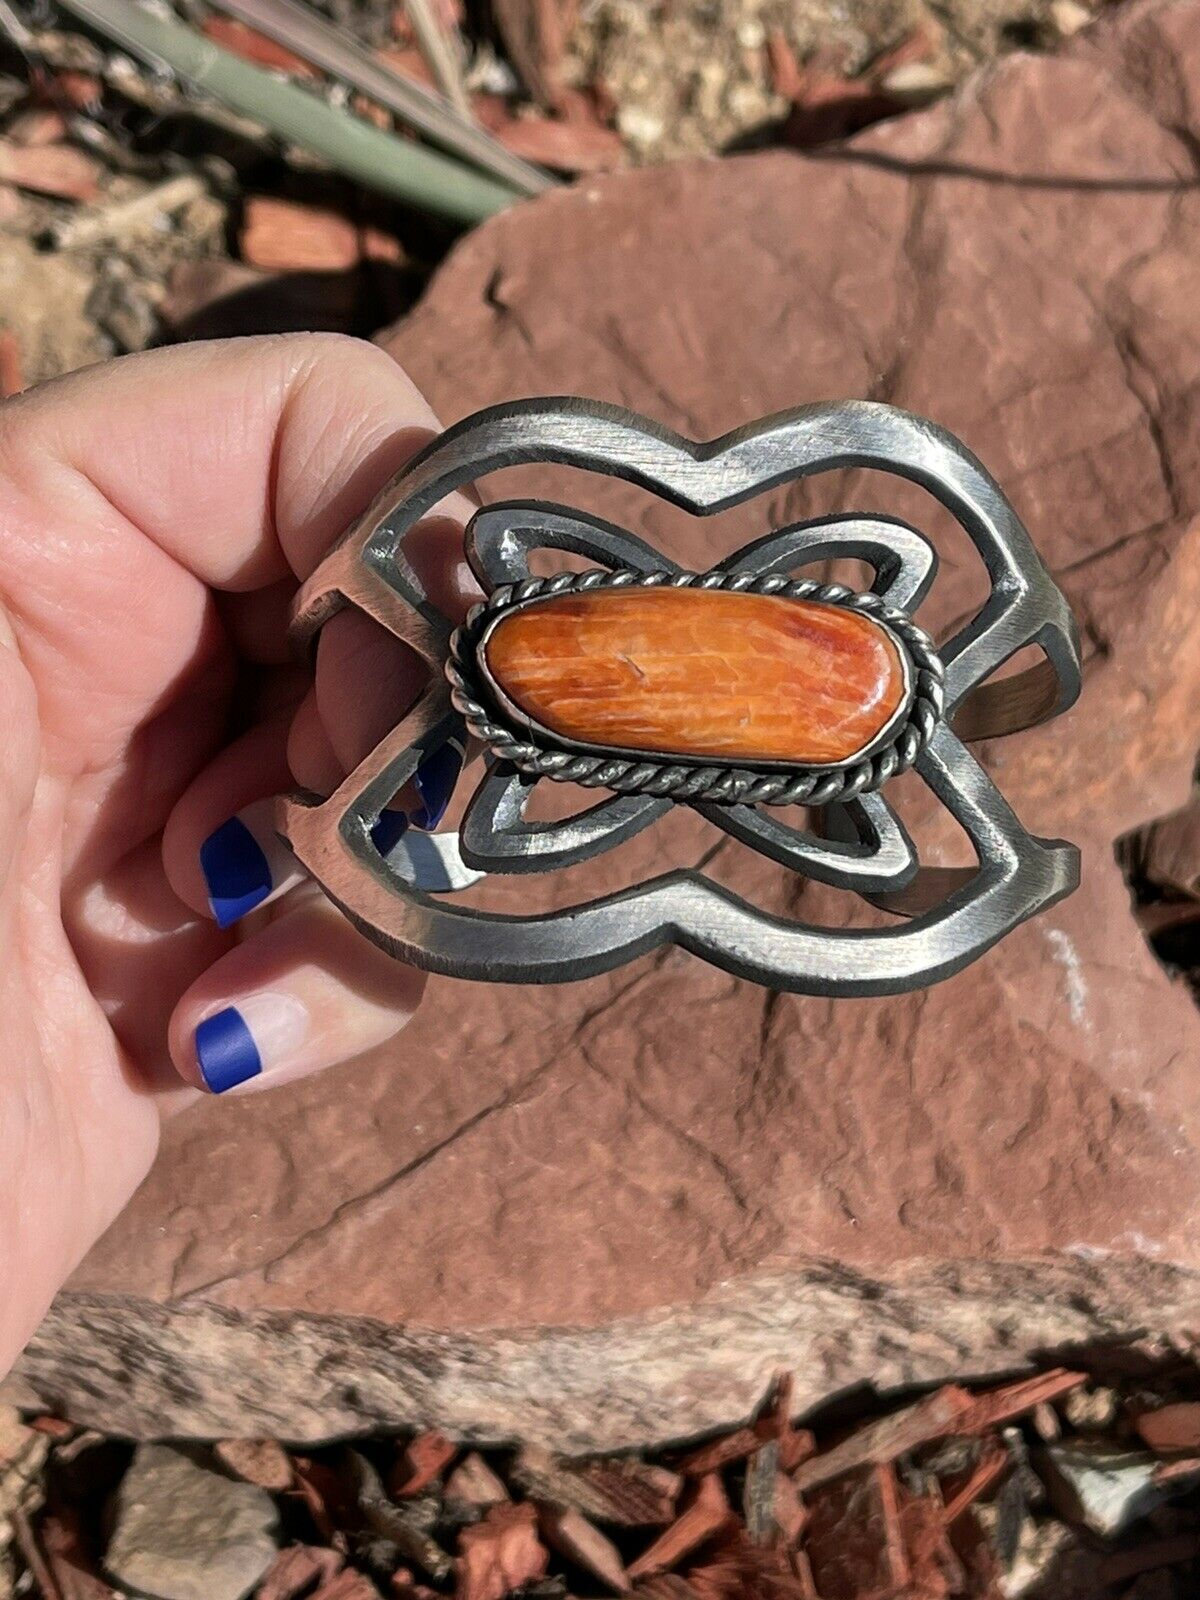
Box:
[481,585,908,766]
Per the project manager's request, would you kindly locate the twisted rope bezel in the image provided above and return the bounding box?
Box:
[447,568,945,807]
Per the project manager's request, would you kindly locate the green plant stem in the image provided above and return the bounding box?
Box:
[55,0,519,224]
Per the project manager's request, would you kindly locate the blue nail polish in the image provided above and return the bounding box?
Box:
[195,1007,262,1094]
[410,740,464,830]
[200,817,273,928]
[370,808,409,855]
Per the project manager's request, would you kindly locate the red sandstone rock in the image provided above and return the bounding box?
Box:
[482,586,906,764]
[7,0,1200,1454]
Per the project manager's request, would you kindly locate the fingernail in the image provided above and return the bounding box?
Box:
[195,1007,261,1093]
[370,807,409,855]
[199,802,300,928]
[410,738,465,830]
[194,994,308,1095]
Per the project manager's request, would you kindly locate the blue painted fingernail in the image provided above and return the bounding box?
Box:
[200,816,272,928]
[411,739,464,830]
[370,808,409,855]
[195,1007,262,1094]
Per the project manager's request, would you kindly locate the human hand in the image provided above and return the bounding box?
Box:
[0,334,474,1376]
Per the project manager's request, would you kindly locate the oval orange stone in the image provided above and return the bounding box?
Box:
[481,586,907,766]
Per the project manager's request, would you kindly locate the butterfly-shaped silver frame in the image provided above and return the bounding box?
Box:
[280,398,1081,997]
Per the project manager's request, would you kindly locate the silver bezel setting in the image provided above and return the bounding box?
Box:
[447,566,945,807]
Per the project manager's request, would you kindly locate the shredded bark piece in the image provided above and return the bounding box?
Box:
[455,1501,549,1600]
[742,1443,780,1544]
[1150,1453,1200,1486]
[512,1446,679,1525]
[1098,1530,1200,1584]
[444,1453,510,1510]
[793,1388,976,1494]
[258,1545,346,1600]
[685,1527,809,1599]
[290,1456,345,1545]
[309,1573,380,1600]
[627,1474,735,1581]
[772,1473,807,1545]
[677,1428,765,1477]
[941,1441,1011,1525]
[536,1503,628,1592]
[802,1465,910,1600]
[390,1432,457,1498]
[30,1507,115,1600]
[1134,1401,1200,1453]
[953,1370,1087,1435]
[632,1577,701,1600]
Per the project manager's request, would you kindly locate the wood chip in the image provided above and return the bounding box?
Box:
[390,1431,456,1497]
[680,1427,772,1478]
[793,1386,975,1493]
[214,1437,294,1492]
[778,1428,816,1474]
[631,1578,700,1600]
[256,1544,345,1600]
[802,1464,909,1600]
[790,1547,819,1600]
[537,1503,627,1592]
[511,1446,679,1525]
[240,196,361,273]
[202,16,318,76]
[444,1452,510,1510]
[772,1473,807,1545]
[490,0,568,109]
[455,1502,549,1600]
[741,1442,779,1544]
[867,24,936,80]
[955,1370,1087,1435]
[54,72,102,111]
[390,1570,441,1599]
[897,1480,966,1596]
[374,44,437,88]
[6,107,68,146]
[310,1574,380,1600]
[1098,1529,1200,1585]
[487,111,622,174]
[679,1373,798,1478]
[626,1474,735,1581]
[1134,1401,1200,1453]
[766,27,804,100]
[345,1450,451,1583]
[1150,1452,1200,1486]
[0,141,99,201]
[359,224,404,264]
[1030,1403,1061,1442]
[685,1528,807,1600]
[290,1456,343,1545]
[13,1510,60,1600]
[941,1439,1011,1524]
[33,1507,116,1600]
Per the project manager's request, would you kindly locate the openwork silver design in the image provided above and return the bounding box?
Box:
[279,398,1082,997]
[446,565,946,807]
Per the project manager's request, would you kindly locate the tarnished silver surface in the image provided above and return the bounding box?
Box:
[279,398,1082,996]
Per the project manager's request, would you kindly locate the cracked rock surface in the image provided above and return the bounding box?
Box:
[7,0,1200,1451]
